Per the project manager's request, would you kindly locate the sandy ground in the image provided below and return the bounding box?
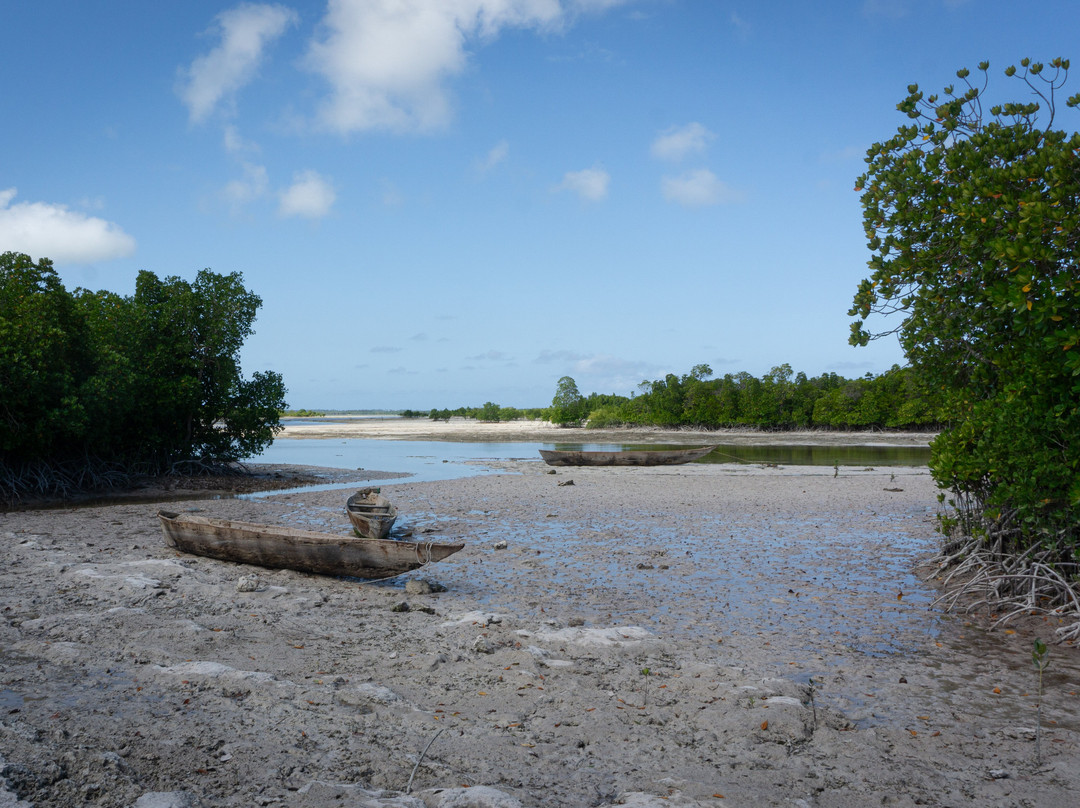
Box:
[2,424,1079,807]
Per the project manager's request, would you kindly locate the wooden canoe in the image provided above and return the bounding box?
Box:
[158,510,462,580]
[538,445,717,467]
[345,488,398,540]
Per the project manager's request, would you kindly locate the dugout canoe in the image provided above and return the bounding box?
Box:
[538,445,717,467]
[345,488,398,540]
[157,510,462,580]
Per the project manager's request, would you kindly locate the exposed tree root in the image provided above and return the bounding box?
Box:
[0,455,244,509]
[926,532,1080,643]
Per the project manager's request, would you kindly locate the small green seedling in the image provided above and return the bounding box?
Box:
[640,667,651,707]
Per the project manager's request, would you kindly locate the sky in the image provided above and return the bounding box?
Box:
[3,0,1078,410]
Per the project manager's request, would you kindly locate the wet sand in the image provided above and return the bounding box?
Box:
[1,424,1078,807]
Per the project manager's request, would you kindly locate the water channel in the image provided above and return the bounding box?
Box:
[251,435,931,490]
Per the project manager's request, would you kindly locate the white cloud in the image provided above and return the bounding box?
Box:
[223,162,270,209]
[476,140,510,173]
[556,167,610,201]
[303,0,565,133]
[651,123,713,162]
[661,169,741,207]
[0,188,136,263]
[223,124,261,155]
[278,170,336,218]
[178,4,297,124]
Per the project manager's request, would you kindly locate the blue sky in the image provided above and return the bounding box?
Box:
[3,1,1077,410]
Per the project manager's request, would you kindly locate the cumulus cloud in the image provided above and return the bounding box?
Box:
[278,170,336,218]
[303,0,567,133]
[556,167,610,201]
[661,169,741,207]
[178,3,297,124]
[0,188,136,263]
[650,123,713,162]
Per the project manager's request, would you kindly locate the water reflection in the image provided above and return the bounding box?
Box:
[550,443,930,467]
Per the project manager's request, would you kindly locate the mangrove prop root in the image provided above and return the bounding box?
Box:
[926,533,1080,643]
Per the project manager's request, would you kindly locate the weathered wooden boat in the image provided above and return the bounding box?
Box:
[157,510,462,580]
[538,445,717,467]
[345,488,398,540]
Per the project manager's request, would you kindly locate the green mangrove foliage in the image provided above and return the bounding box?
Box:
[550,375,587,425]
[542,364,941,431]
[0,252,287,503]
[851,59,1080,638]
[851,59,1080,560]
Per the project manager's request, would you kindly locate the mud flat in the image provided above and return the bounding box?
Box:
[2,456,1079,807]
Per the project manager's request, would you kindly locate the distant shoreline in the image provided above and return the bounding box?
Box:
[276,415,937,447]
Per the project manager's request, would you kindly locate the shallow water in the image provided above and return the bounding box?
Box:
[244,438,931,502]
[257,437,931,474]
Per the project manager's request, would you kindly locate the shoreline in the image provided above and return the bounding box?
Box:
[275,417,938,447]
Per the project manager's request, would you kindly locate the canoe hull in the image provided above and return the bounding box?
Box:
[539,445,717,467]
[158,511,461,580]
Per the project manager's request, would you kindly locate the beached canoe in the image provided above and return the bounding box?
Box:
[538,445,717,467]
[345,488,398,540]
[157,510,462,580]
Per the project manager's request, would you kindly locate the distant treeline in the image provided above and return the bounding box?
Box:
[403,404,548,422]
[404,363,944,431]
